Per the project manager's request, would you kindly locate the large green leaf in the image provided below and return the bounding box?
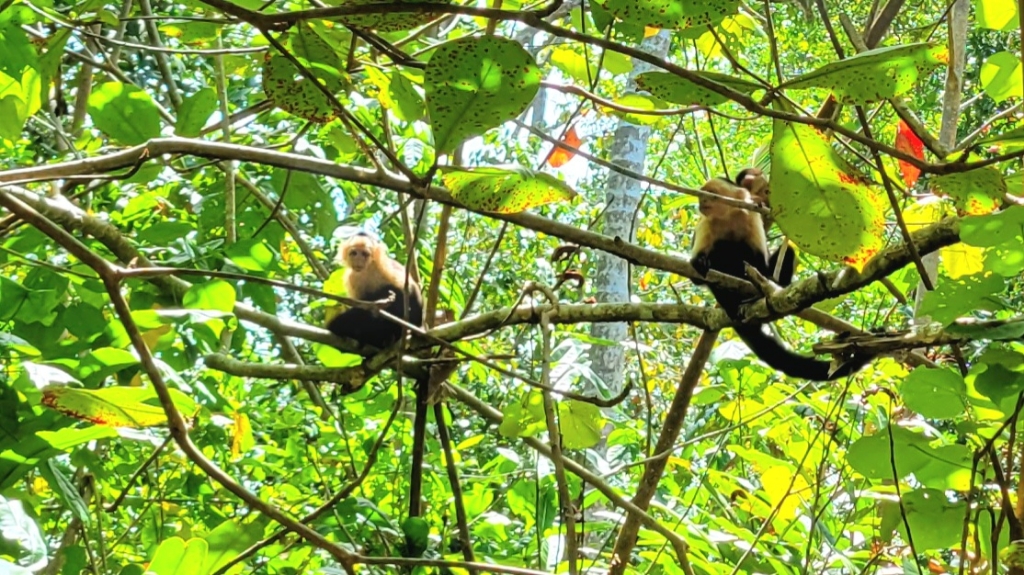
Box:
[930,166,1004,215]
[441,166,577,213]
[425,35,541,155]
[635,70,762,107]
[769,119,886,269]
[325,0,454,32]
[976,0,1019,31]
[782,43,947,104]
[900,367,967,419]
[175,87,218,137]
[262,26,346,125]
[980,51,1023,103]
[40,385,199,428]
[148,537,209,575]
[602,0,740,30]
[183,280,237,312]
[87,82,162,145]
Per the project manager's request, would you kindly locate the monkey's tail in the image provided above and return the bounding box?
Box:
[733,324,872,381]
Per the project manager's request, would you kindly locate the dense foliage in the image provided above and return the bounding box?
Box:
[2,0,1024,574]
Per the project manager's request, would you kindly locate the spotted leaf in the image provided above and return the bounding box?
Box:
[931,167,1004,215]
[770,119,886,270]
[262,24,349,123]
[41,385,199,429]
[603,0,740,30]
[635,70,762,107]
[325,0,453,32]
[425,36,541,155]
[442,165,577,214]
[782,43,947,105]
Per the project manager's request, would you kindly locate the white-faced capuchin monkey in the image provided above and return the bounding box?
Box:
[690,177,874,381]
[327,232,424,352]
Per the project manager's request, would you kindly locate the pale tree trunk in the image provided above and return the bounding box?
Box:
[587,31,672,397]
[913,0,968,315]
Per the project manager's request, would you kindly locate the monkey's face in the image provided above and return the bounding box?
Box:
[344,241,374,272]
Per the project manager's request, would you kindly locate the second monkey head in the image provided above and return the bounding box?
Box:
[338,232,381,273]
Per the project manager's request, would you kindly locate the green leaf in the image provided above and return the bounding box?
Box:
[498,392,546,439]
[225,240,277,272]
[79,347,139,381]
[441,166,577,214]
[199,519,265,575]
[401,516,429,558]
[846,427,931,480]
[149,537,209,575]
[0,21,38,79]
[557,400,605,449]
[183,280,237,312]
[896,489,967,550]
[930,166,1005,214]
[913,444,973,491]
[900,367,967,419]
[947,317,1024,341]
[175,88,218,137]
[782,43,947,105]
[981,51,1024,103]
[425,36,541,155]
[326,0,453,32]
[602,0,740,30]
[976,0,1019,31]
[918,274,1006,324]
[961,205,1024,247]
[262,54,337,123]
[88,82,162,145]
[40,385,199,428]
[770,118,886,269]
[635,70,762,106]
[0,93,25,140]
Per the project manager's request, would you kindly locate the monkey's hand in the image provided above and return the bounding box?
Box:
[691,252,711,278]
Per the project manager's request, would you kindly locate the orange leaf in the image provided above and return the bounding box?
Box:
[546,125,581,168]
[895,120,924,187]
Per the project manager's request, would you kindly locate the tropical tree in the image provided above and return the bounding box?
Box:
[1,0,1023,574]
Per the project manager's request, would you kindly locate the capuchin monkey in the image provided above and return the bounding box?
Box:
[327,232,424,352]
[690,177,874,381]
[734,167,796,285]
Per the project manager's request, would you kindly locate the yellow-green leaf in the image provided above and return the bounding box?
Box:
[782,43,947,105]
[41,385,199,428]
[442,166,577,214]
[770,119,886,270]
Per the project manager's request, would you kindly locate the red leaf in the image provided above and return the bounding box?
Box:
[546,125,581,168]
[895,120,924,187]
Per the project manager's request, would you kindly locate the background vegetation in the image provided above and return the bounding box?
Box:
[1,0,1024,574]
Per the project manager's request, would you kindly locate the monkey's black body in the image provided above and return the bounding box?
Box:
[691,177,874,381]
[327,283,424,353]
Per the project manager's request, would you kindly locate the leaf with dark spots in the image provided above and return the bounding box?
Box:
[425,36,541,154]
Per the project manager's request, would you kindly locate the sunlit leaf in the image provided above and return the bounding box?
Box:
[603,0,740,30]
[425,35,541,154]
[980,50,1023,103]
[87,82,162,145]
[442,165,577,213]
[930,166,1004,215]
[41,385,199,428]
[770,118,886,269]
[175,87,218,137]
[635,70,762,106]
[783,43,947,105]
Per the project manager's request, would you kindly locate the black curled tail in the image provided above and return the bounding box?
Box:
[733,324,873,381]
